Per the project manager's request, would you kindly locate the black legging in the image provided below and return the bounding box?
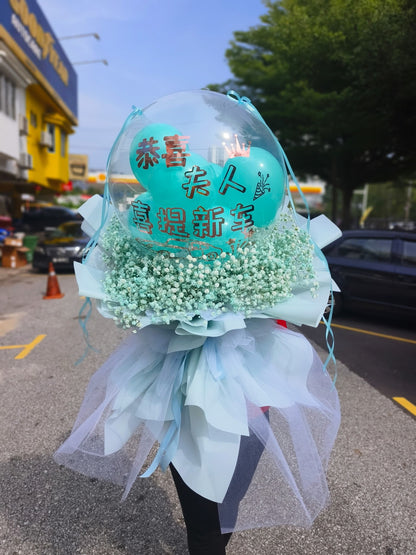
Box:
[170,464,232,554]
[170,418,267,554]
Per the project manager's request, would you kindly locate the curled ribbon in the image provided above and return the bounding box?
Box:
[226,89,336,381]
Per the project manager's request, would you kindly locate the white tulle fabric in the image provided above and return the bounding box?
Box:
[54,319,340,531]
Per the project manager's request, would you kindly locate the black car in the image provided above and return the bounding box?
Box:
[17,206,81,232]
[323,230,416,318]
[32,221,89,271]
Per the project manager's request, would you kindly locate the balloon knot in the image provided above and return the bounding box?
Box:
[227,90,253,108]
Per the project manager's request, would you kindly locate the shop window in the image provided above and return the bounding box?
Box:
[30,111,38,128]
[0,72,16,119]
[47,123,55,153]
[60,129,66,156]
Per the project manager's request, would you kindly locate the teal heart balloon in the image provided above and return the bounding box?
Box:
[126,115,285,258]
[218,147,286,228]
[128,124,243,257]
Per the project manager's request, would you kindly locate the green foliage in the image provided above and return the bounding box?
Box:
[210,0,416,227]
[365,180,416,221]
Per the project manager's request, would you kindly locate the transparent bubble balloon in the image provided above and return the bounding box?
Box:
[107,89,287,259]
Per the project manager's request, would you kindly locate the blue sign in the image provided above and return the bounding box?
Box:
[0,0,77,119]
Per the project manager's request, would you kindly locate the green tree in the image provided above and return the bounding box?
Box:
[210,0,416,228]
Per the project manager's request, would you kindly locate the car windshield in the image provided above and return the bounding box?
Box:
[52,222,85,238]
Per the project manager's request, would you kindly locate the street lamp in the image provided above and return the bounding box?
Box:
[57,33,107,66]
[59,33,100,41]
[72,59,108,66]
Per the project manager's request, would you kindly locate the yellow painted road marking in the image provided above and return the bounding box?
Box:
[0,334,46,359]
[318,323,416,414]
[325,322,416,345]
[393,397,416,416]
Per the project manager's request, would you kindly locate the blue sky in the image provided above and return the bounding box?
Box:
[37,0,268,171]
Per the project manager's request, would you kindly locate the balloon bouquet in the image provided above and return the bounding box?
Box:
[55,90,341,535]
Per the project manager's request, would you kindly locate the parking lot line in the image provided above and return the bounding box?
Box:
[393,397,416,416]
[0,334,46,359]
[329,322,416,345]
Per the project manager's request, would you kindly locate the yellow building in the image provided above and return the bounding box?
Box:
[0,0,77,216]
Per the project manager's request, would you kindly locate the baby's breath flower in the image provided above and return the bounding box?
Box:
[99,213,318,328]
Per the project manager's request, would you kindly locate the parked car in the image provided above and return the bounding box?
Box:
[323,230,416,318]
[32,221,89,271]
[15,206,81,232]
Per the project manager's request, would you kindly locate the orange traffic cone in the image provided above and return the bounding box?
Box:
[43,262,64,299]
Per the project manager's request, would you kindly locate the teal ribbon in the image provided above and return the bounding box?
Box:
[82,106,143,266]
[75,186,111,362]
[140,336,227,477]
[141,352,187,476]
[314,245,337,382]
[77,106,144,361]
[227,90,336,381]
[226,90,310,228]
[204,337,227,381]
[106,105,143,168]
[75,297,100,365]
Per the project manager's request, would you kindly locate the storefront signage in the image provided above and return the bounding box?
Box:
[68,154,88,181]
[0,0,77,118]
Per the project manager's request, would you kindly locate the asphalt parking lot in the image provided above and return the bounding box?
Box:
[0,266,415,554]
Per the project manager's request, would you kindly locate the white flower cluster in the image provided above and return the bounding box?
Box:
[99,214,318,328]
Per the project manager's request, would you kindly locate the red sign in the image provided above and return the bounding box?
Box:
[61,181,73,192]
